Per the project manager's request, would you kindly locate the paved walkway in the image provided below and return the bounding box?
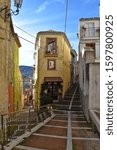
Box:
[4,85,100,150]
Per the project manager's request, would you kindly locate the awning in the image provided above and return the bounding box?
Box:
[44,77,63,82]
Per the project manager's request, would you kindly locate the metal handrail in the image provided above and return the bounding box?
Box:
[0,104,52,149]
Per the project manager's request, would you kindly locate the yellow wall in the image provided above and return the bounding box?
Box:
[0,0,22,113]
[13,37,23,111]
[62,38,71,94]
[35,32,71,109]
[18,69,23,110]
[0,0,11,113]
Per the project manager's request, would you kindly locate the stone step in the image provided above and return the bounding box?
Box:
[11,84,100,150]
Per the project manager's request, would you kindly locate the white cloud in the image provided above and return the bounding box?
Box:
[36,0,65,13]
[36,1,48,13]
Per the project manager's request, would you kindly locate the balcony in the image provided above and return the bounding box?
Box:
[81,27,100,39]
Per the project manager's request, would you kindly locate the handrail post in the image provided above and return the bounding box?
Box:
[1,114,5,150]
[28,108,31,131]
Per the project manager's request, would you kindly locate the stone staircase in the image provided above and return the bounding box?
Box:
[5,84,100,150]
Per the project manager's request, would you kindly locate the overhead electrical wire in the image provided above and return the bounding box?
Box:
[14,24,36,39]
[0,2,71,71]
[1,0,69,48]
[12,0,69,58]
[13,0,69,51]
[18,35,46,51]
[13,24,48,51]
[18,35,36,47]
[14,24,45,45]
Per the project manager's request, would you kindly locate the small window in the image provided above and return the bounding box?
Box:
[46,38,57,54]
[85,43,95,50]
[85,23,95,37]
[48,60,56,70]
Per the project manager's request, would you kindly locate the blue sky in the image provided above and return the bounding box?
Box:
[12,0,99,66]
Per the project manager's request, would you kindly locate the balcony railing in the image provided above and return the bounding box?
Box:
[81,27,100,39]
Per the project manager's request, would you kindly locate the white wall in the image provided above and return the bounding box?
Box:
[89,63,100,110]
[79,18,100,121]
[79,51,100,121]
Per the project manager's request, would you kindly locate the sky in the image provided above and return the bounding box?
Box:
[12,0,99,66]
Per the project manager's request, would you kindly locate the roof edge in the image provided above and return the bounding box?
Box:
[80,17,100,21]
[36,30,72,48]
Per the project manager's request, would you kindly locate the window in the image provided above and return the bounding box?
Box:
[46,38,57,55]
[48,60,56,70]
[83,23,95,37]
[85,43,95,50]
[85,43,96,58]
[86,23,95,37]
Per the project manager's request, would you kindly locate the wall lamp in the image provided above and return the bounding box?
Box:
[0,0,23,18]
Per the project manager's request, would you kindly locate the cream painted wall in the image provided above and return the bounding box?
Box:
[79,18,100,121]
[79,18,100,60]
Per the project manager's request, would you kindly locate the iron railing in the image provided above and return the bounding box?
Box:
[0,105,52,149]
[81,27,100,38]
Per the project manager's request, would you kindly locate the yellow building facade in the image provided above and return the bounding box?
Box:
[0,0,23,113]
[34,30,71,109]
[0,0,11,113]
[13,33,23,111]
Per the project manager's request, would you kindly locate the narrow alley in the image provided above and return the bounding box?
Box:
[4,85,100,150]
[1,0,117,149]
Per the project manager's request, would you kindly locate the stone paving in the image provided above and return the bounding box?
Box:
[6,85,99,150]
